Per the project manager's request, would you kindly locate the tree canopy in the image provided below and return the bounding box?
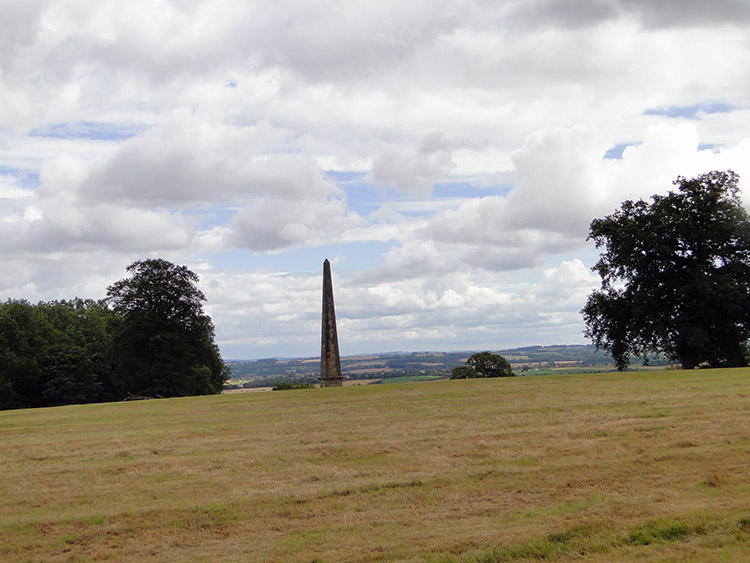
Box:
[582,171,750,370]
[451,352,515,378]
[0,259,228,411]
[0,299,118,410]
[106,259,228,398]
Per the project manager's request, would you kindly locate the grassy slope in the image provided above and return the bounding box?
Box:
[380,375,446,384]
[1,369,749,562]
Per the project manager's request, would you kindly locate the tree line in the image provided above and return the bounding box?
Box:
[0,259,228,411]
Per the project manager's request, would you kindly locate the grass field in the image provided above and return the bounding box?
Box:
[380,375,446,384]
[1,368,749,561]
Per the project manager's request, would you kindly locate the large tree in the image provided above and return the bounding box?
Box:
[582,171,750,370]
[106,259,227,397]
[451,352,514,378]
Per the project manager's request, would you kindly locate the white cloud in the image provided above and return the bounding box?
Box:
[622,0,750,27]
[203,260,598,357]
[0,199,192,255]
[367,121,750,284]
[80,111,324,206]
[228,196,362,251]
[372,131,487,196]
[1,1,750,357]
[0,174,34,200]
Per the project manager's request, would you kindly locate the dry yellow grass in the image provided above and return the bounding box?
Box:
[1,368,749,561]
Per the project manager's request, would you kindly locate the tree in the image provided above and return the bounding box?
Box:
[0,300,44,409]
[106,259,228,397]
[450,352,514,378]
[34,299,116,407]
[0,299,117,410]
[449,366,477,379]
[582,171,750,370]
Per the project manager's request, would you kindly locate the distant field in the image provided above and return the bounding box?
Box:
[225,344,622,383]
[1,369,750,561]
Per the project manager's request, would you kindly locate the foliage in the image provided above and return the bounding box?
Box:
[106,259,227,398]
[0,259,227,411]
[0,299,117,410]
[582,171,750,370]
[449,366,477,379]
[241,374,319,389]
[272,381,315,390]
[450,351,514,378]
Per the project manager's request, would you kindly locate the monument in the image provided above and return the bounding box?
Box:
[320,259,343,387]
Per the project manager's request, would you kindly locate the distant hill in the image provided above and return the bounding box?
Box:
[225,344,671,387]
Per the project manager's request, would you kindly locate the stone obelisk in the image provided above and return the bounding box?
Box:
[320,259,343,387]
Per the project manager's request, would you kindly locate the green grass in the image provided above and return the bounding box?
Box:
[1,368,750,561]
[380,375,446,384]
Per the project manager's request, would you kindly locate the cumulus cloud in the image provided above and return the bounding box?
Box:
[530,259,600,315]
[343,259,600,353]
[0,197,192,255]
[199,269,322,357]
[501,0,750,30]
[79,112,332,206]
[372,131,487,196]
[1,1,750,357]
[228,196,363,251]
[622,0,750,27]
[7,108,364,257]
[204,260,598,357]
[369,121,750,283]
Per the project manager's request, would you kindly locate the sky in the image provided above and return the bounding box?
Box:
[2,0,750,359]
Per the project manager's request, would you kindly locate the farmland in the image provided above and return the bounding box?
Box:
[1,368,749,561]
[225,344,624,388]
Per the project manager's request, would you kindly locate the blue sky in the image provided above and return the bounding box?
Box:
[1,0,750,359]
